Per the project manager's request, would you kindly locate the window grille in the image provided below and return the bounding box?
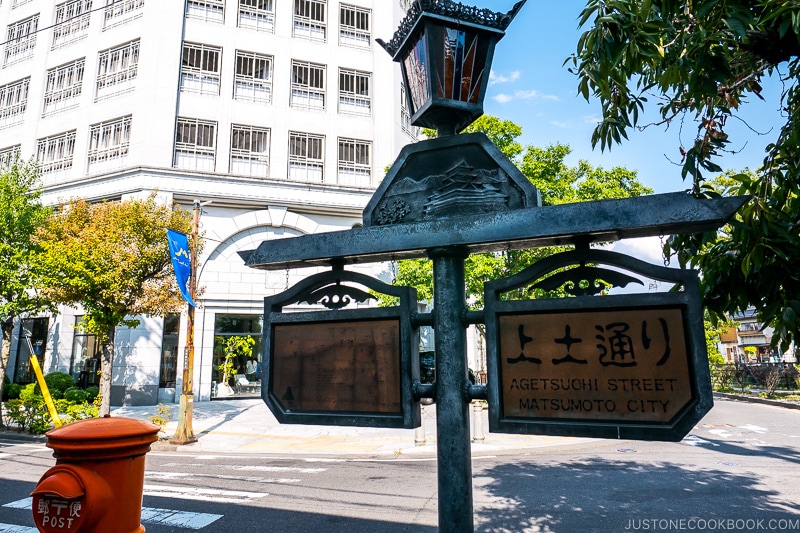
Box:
[238,0,273,32]
[43,59,85,116]
[230,124,269,177]
[185,0,225,24]
[37,130,76,174]
[0,145,21,168]
[338,68,370,115]
[103,0,144,28]
[288,131,323,182]
[339,4,369,48]
[293,0,325,42]
[291,60,325,110]
[174,117,216,171]
[4,15,38,65]
[234,51,272,103]
[0,78,28,128]
[11,0,34,8]
[337,137,370,186]
[96,40,139,100]
[87,115,131,172]
[52,0,92,49]
[400,84,419,139]
[181,42,221,95]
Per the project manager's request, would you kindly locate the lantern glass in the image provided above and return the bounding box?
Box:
[432,26,489,105]
[403,31,431,115]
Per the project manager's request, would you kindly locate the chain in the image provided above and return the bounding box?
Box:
[284,267,290,290]
[659,233,670,267]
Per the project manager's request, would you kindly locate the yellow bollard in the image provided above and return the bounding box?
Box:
[27,337,63,428]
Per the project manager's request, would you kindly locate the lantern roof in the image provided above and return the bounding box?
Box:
[377,0,527,59]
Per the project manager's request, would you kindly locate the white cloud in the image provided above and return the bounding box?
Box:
[490,89,560,104]
[584,114,602,125]
[489,70,521,86]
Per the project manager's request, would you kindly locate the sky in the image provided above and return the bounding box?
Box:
[462,1,787,265]
[467,1,786,195]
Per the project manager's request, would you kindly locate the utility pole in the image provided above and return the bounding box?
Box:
[171,200,203,445]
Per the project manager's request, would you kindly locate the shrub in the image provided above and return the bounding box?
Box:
[84,386,99,403]
[19,383,40,402]
[63,387,88,403]
[5,383,22,400]
[35,372,76,399]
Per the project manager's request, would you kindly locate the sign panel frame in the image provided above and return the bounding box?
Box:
[485,248,713,441]
[262,268,421,429]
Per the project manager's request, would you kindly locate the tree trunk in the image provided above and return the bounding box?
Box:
[98,326,115,417]
[0,315,15,427]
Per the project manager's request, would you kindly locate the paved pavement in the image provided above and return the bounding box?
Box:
[3,392,797,457]
[110,399,598,457]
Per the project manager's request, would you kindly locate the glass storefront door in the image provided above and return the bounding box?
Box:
[212,313,263,399]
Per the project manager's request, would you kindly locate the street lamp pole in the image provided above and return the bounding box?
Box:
[171,200,202,445]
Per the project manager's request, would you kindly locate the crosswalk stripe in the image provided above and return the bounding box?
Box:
[0,454,14,460]
[139,507,222,529]
[147,471,301,484]
[3,499,224,530]
[143,484,267,503]
[0,523,38,533]
[161,463,326,473]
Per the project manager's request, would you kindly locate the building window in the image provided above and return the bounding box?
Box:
[291,60,325,110]
[87,115,131,172]
[13,318,48,385]
[37,130,76,175]
[70,316,101,387]
[212,314,262,398]
[293,0,325,42]
[238,0,273,32]
[234,50,272,103]
[338,68,370,115]
[174,117,216,171]
[42,59,85,116]
[52,0,92,49]
[0,77,28,128]
[159,314,180,388]
[103,0,144,28]
[181,42,221,96]
[230,124,269,177]
[4,15,38,65]
[339,4,369,48]
[0,145,21,168]
[400,84,419,139]
[288,131,323,182]
[338,137,370,186]
[11,0,34,8]
[96,40,139,100]
[185,0,225,24]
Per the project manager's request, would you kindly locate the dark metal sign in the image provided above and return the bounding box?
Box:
[271,319,402,414]
[485,248,713,441]
[262,268,420,429]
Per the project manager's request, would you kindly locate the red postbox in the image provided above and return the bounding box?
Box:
[31,416,160,533]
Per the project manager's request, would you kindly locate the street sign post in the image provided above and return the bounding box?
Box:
[485,248,712,441]
[261,268,421,429]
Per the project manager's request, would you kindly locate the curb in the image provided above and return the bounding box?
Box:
[714,392,800,411]
[0,430,47,443]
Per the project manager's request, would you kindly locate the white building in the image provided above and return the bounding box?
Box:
[2,0,419,405]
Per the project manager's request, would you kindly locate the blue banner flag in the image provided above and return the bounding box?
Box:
[167,229,196,307]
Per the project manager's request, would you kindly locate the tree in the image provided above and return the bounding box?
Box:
[34,195,192,415]
[384,116,653,312]
[0,157,53,425]
[571,1,800,349]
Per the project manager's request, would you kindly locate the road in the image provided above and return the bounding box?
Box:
[2,396,800,532]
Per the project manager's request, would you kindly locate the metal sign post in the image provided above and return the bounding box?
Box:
[237,3,747,531]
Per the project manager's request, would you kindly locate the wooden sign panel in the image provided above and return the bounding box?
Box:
[271,319,402,414]
[499,307,691,424]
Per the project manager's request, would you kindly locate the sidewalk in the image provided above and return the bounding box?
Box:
[111,399,598,457]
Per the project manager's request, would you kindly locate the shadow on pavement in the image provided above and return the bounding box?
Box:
[473,454,800,532]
